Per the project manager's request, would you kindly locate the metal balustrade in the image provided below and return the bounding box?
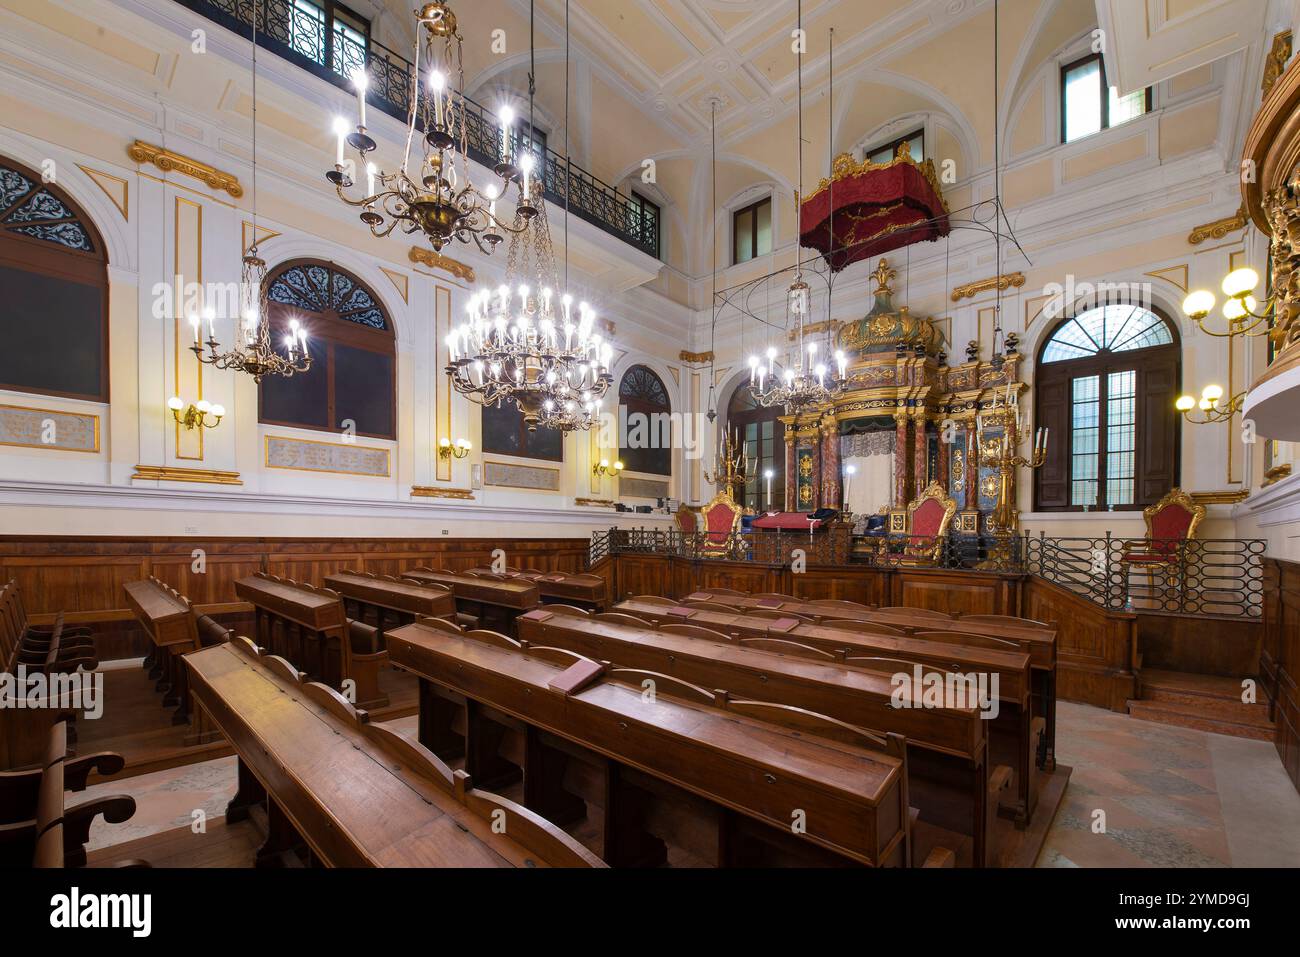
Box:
[175,0,660,258]
[590,527,1266,618]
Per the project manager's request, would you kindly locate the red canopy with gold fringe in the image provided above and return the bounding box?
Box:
[800,147,950,273]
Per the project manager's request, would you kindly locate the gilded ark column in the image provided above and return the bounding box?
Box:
[820,415,840,509]
[807,427,822,511]
[964,423,979,506]
[894,414,911,506]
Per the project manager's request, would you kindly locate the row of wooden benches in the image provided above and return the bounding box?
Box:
[0,717,140,868]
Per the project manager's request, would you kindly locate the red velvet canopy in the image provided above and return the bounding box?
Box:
[800,150,950,273]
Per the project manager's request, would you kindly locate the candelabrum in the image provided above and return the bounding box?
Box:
[168,396,224,431]
[972,384,1048,537]
[704,431,754,494]
[190,252,312,382]
[438,437,471,459]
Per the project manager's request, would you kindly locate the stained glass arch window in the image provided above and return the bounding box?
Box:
[259,259,396,439]
[0,158,108,401]
[1040,304,1174,363]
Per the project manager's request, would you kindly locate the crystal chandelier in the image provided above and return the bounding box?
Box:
[445,279,612,432]
[443,0,613,433]
[749,275,845,413]
[746,0,843,414]
[193,11,310,382]
[326,2,530,253]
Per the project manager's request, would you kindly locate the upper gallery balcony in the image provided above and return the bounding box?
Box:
[174,0,660,260]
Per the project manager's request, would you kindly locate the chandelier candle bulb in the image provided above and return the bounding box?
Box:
[366,162,376,198]
[352,70,368,128]
[429,70,445,128]
[498,105,514,163]
[333,117,348,167]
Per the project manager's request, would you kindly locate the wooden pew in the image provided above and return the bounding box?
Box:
[322,571,455,641]
[0,717,138,868]
[183,637,604,868]
[401,567,539,635]
[670,591,1060,771]
[387,618,933,868]
[123,577,229,728]
[614,597,1040,825]
[1,580,98,677]
[467,567,608,612]
[0,581,100,769]
[233,573,387,710]
[518,606,1008,866]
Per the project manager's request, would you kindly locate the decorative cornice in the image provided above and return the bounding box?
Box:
[1262,464,1292,488]
[411,485,475,500]
[679,350,714,364]
[1187,204,1248,245]
[1190,489,1250,505]
[1263,31,1293,100]
[950,272,1025,302]
[126,141,242,198]
[408,246,476,283]
[132,465,243,486]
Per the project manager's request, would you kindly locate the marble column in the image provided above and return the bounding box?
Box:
[894,414,911,506]
[913,416,929,499]
[784,431,796,511]
[820,417,840,509]
[936,425,950,498]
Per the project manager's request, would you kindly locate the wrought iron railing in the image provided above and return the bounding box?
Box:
[591,527,1267,618]
[176,0,660,258]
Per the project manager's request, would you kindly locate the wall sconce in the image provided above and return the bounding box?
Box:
[438,437,472,460]
[1181,268,1272,338]
[592,458,624,477]
[168,396,224,431]
[1175,384,1240,424]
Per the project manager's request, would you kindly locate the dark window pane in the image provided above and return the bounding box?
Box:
[0,264,102,399]
[260,350,329,429]
[481,400,563,462]
[333,343,393,437]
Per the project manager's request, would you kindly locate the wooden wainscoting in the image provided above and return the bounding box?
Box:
[1023,575,1137,712]
[0,535,590,652]
[1263,558,1300,795]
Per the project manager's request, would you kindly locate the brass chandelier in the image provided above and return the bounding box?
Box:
[326,2,530,254]
[749,0,845,414]
[194,10,310,382]
[443,0,614,433]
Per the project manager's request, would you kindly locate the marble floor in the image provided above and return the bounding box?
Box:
[78,701,1300,866]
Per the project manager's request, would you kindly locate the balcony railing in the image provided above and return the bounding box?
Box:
[591,528,1266,619]
[175,0,660,258]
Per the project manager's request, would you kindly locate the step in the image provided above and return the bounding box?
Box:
[1138,669,1272,724]
[1126,699,1275,741]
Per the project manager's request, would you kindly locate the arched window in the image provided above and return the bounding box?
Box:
[258,259,395,439]
[618,365,671,475]
[727,384,785,511]
[1034,303,1180,511]
[0,159,108,401]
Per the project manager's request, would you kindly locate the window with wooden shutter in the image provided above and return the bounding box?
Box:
[1033,304,1180,511]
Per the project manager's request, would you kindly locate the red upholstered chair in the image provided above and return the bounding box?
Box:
[1120,488,1206,608]
[699,489,743,556]
[900,482,957,566]
[674,506,698,536]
